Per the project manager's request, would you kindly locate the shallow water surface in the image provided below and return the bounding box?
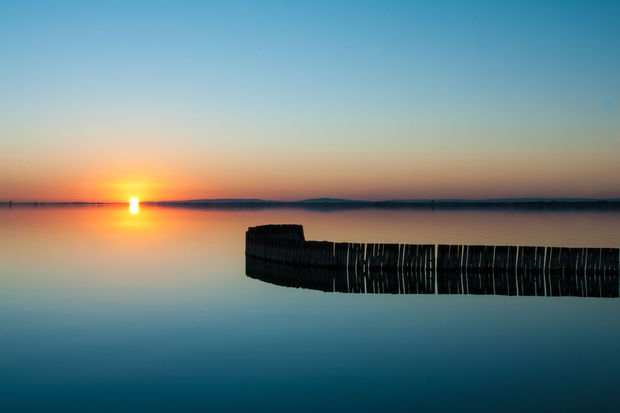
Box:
[1,205,619,412]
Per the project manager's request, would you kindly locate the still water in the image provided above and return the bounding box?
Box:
[1,205,619,412]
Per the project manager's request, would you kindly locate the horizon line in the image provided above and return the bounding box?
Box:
[2,197,620,205]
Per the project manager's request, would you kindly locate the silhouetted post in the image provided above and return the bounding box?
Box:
[246,225,619,297]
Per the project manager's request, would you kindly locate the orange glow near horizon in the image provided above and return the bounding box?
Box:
[1,149,620,202]
[107,180,157,203]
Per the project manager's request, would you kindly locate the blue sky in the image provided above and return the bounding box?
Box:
[1,1,619,201]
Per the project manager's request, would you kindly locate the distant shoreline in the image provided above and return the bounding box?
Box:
[2,198,620,211]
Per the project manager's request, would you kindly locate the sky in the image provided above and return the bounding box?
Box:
[1,0,619,202]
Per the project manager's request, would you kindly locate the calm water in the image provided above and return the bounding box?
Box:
[1,205,619,412]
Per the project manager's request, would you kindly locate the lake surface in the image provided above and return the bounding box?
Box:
[1,205,619,412]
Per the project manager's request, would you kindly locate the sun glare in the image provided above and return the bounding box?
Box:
[129,197,139,214]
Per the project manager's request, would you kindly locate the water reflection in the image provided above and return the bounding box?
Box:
[3,206,620,412]
[246,257,619,297]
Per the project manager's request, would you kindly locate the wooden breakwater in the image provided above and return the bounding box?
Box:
[245,224,619,297]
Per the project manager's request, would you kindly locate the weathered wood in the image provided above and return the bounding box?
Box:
[245,225,619,297]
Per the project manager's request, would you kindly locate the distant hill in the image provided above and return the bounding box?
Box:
[149,197,620,206]
[296,198,369,204]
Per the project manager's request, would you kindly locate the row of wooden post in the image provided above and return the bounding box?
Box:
[246,225,620,276]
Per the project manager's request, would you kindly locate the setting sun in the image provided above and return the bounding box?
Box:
[129,197,139,214]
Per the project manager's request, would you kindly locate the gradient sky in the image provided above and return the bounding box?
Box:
[1,0,619,201]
